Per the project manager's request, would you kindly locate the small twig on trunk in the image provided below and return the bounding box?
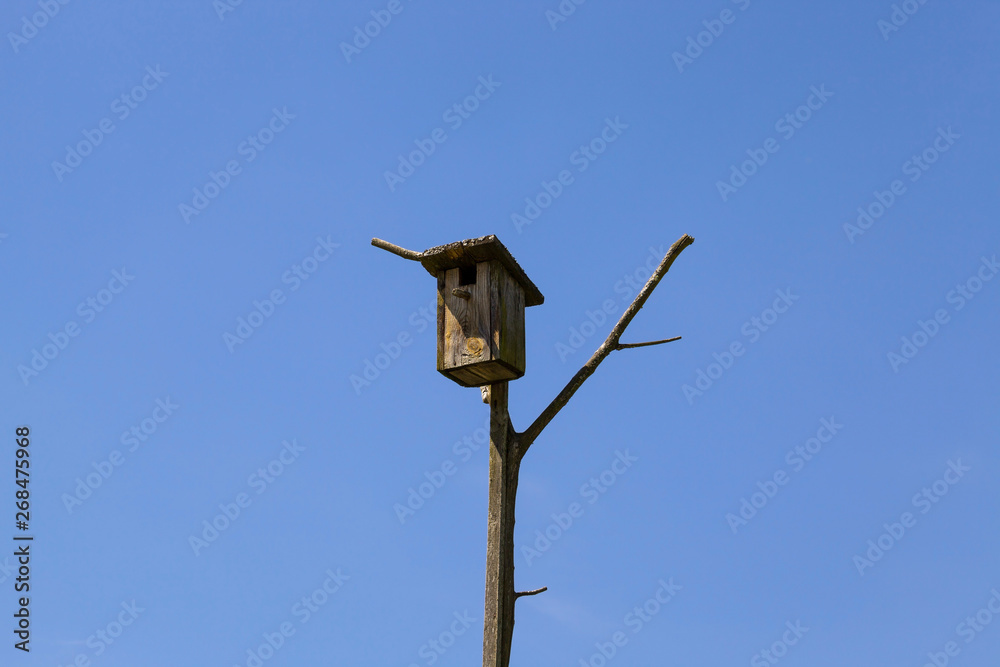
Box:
[518,234,694,458]
[514,587,548,599]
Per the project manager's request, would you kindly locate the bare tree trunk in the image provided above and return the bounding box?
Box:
[482,381,519,667]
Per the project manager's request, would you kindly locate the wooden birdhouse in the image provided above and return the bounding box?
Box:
[416,235,544,387]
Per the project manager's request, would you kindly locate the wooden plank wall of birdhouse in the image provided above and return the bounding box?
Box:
[490,260,525,374]
[439,262,492,371]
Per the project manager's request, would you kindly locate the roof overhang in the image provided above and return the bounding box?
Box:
[419,235,544,307]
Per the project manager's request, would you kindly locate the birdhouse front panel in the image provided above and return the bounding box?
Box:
[437,260,526,387]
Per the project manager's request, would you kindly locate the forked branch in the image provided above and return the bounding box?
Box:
[518,234,694,457]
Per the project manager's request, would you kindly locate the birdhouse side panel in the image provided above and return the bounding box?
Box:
[436,272,446,370]
[490,261,526,375]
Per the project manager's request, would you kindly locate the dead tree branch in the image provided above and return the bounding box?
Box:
[371,238,423,261]
[615,336,682,350]
[518,234,694,458]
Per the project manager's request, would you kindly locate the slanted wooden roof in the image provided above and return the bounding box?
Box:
[419,235,544,307]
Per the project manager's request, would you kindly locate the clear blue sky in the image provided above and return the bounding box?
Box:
[2,1,998,665]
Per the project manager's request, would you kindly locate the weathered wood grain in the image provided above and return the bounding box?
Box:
[440,266,490,371]
[437,260,527,386]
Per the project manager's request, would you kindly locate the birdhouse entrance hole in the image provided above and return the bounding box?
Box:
[459,265,477,285]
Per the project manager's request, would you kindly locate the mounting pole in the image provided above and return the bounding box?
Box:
[482,381,519,667]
